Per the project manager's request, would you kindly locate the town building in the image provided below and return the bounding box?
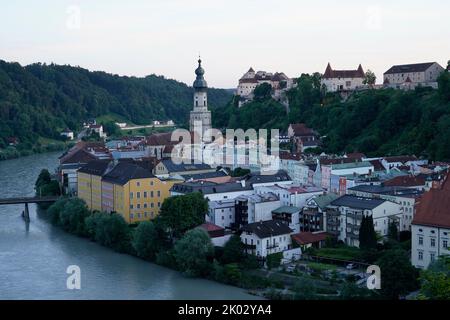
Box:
[291,231,330,250]
[321,161,374,191]
[235,193,280,228]
[383,62,445,90]
[206,199,236,229]
[327,195,402,247]
[381,155,426,171]
[197,223,232,247]
[347,185,423,231]
[60,128,74,140]
[241,220,294,259]
[153,159,216,178]
[170,180,254,201]
[302,193,339,232]
[77,160,112,212]
[411,174,450,269]
[189,58,211,138]
[254,184,323,208]
[271,206,301,233]
[287,123,320,152]
[321,63,365,92]
[100,162,181,223]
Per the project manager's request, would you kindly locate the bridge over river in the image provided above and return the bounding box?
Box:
[0,195,60,221]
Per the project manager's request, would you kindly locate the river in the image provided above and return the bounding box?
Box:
[0,152,259,300]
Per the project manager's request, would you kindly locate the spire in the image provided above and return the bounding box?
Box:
[193,57,207,89]
[323,63,333,78]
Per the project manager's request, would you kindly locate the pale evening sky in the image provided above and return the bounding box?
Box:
[0,0,449,88]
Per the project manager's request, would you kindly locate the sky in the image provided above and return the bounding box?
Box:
[0,0,449,88]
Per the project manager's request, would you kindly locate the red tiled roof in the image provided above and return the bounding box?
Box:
[320,157,357,166]
[369,159,385,171]
[279,151,301,161]
[383,175,426,187]
[291,232,330,245]
[384,155,418,163]
[412,174,450,228]
[60,148,97,165]
[323,63,365,79]
[289,123,317,137]
[346,152,366,160]
[199,222,224,232]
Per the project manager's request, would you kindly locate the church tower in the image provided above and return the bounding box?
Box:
[190,58,211,137]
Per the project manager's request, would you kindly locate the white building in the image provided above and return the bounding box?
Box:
[411,174,450,269]
[235,193,280,227]
[347,185,423,231]
[272,206,301,233]
[328,195,402,247]
[241,220,294,258]
[60,129,74,140]
[254,184,323,209]
[381,155,427,171]
[383,62,445,90]
[207,199,235,229]
[321,63,365,92]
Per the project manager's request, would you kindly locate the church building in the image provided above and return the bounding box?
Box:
[190,58,212,138]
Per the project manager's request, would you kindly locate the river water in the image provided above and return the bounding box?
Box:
[0,152,259,300]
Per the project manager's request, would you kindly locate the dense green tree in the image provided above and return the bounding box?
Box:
[363,70,377,85]
[388,221,399,241]
[132,221,161,261]
[174,228,214,277]
[0,60,231,152]
[35,169,51,190]
[85,212,132,253]
[230,167,251,177]
[159,192,208,239]
[253,83,272,100]
[58,198,90,236]
[221,235,244,264]
[47,197,70,225]
[359,215,377,250]
[418,256,450,300]
[376,249,420,299]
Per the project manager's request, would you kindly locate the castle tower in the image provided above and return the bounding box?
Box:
[190,58,211,137]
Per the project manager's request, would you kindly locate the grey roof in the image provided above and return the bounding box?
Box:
[161,159,213,173]
[242,220,293,239]
[102,162,155,185]
[272,206,301,215]
[331,195,386,210]
[313,194,340,210]
[170,181,253,195]
[193,59,208,89]
[348,185,423,198]
[244,170,291,185]
[384,62,436,75]
[181,171,228,180]
[78,160,111,176]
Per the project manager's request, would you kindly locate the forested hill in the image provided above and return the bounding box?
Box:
[0,60,231,148]
[213,71,450,161]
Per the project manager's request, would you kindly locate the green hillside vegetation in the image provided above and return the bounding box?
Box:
[0,60,231,150]
[214,71,450,161]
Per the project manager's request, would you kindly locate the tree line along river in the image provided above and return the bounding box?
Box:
[0,152,259,299]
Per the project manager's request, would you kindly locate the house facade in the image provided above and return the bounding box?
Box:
[383,62,445,89]
[321,63,365,92]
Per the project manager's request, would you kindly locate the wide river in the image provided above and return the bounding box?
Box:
[0,152,259,300]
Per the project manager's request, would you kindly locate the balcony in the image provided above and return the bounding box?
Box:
[266,243,279,250]
[243,243,256,250]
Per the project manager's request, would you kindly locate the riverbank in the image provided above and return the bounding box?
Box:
[0,141,70,161]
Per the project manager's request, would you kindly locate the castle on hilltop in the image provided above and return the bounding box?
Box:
[236,67,295,107]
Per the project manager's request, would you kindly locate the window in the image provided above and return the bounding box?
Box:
[443,240,448,249]
[157,191,161,197]
[144,191,147,198]
[418,251,423,260]
[150,191,154,197]
[150,181,154,186]
[151,203,154,208]
[431,238,436,247]
[130,213,134,219]
[418,236,423,246]
[137,192,140,199]
[137,204,141,209]
[130,192,133,199]
[144,203,147,208]
[430,253,435,262]
[130,204,134,209]
[137,182,140,187]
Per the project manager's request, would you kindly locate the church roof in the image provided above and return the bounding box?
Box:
[323,63,365,79]
[193,58,207,89]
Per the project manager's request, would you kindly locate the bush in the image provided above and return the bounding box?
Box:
[132,221,161,261]
[266,252,283,270]
[47,198,70,225]
[85,212,132,253]
[174,228,214,277]
[58,198,90,235]
[221,235,244,264]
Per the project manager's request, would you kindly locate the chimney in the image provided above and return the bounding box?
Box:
[240,180,246,188]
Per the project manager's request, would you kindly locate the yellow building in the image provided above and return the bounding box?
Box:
[101,162,181,223]
[77,160,111,212]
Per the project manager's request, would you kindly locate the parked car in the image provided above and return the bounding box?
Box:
[285,265,296,273]
[346,263,356,270]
